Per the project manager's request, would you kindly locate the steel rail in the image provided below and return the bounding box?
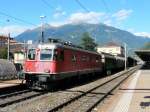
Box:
[48,67,138,112]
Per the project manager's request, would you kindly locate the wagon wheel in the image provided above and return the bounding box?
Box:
[106,70,111,75]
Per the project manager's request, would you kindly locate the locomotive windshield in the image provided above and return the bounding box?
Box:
[40,49,52,60]
[28,49,36,60]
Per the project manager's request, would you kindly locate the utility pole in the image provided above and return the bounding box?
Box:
[23,40,26,59]
[7,19,10,60]
[124,42,127,70]
[40,15,46,43]
[7,33,10,60]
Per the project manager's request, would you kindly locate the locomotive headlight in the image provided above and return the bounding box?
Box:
[26,69,30,72]
[44,69,50,73]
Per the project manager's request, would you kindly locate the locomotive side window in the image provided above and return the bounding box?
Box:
[96,57,99,62]
[72,55,77,62]
[53,49,58,60]
[82,55,86,61]
[53,50,64,61]
[40,49,52,60]
[28,49,36,60]
[59,50,64,61]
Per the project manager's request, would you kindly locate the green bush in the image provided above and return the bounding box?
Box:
[0,47,7,59]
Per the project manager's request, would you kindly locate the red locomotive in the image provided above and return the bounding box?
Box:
[24,40,103,89]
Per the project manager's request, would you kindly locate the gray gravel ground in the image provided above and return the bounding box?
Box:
[0,67,136,112]
[55,70,132,112]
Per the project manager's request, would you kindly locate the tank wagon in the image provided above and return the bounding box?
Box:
[0,59,17,80]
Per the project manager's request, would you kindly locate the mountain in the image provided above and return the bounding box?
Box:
[15,23,150,49]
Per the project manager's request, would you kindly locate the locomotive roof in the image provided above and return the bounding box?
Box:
[29,43,102,56]
[28,43,125,61]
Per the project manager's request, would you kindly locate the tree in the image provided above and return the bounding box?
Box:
[0,47,7,59]
[142,42,150,50]
[80,32,97,51]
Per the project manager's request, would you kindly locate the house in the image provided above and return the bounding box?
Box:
[97,42,125,57]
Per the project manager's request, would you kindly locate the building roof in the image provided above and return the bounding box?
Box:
[97,42,123,48]
[105,42,120,47]
[0,35,23,53]
[0,35,13,40]
[135,50,150,61]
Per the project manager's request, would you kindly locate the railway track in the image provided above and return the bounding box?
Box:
[0,84,26,96]
[0,66,139,112]
[0,87,48,108]
[48,67,138,112]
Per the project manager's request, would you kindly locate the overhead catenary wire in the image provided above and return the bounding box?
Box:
[74,0,102,43]
[0,11,36,26]
[74,0,100,22]
[75,0,90,12]
[101,0,111,12]
[100,0,117,43]
[40,0,55,9]
[40,0,67,19]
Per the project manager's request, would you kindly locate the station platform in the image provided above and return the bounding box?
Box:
[98,69,150,112]
[0,79,24,89]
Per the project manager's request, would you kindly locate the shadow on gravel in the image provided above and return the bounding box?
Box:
[48,70,122,92]
[46,72,108,92]
[0,84,27,96]
[49,74,105,92]
[29,69,123,92]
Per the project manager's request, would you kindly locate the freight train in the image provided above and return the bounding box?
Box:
[23,40,135,89]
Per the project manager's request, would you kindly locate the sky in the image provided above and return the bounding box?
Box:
[0,0,150,37]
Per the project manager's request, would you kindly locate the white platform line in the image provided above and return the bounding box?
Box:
[112,70,141,112]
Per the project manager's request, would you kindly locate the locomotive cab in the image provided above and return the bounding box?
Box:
[24,44,59,89]
[25,48,55,73]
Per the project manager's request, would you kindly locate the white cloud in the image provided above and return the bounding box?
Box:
[53,7,66,19]
[50,11,106,27]
[112,9,133,21]
[104,19,112,26]
[127,28,150,38]
[50,9,133,28]
[127,28,135,33]
[0,9,134,37]
[134,32,150,38]
[68,12,105,24]
[0,25,29,37]
[50,21,67,27]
